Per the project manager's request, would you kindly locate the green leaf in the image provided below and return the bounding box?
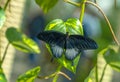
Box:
[99,45,120,72]
[45,18,83,73]
[45,18,83,35]
[35,0,58,13]
[84,68,95,82]
[0,67,7,82]
[17,66,40,82]
[0,7,6,29]
[5,27,40,54]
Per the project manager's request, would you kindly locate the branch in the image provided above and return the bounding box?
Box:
[64,0,81,7]
[86,1,120,45]
[79,0,87,23]
[37,71,71,80]
[99,64,107,82]
[4,0,11,11]
[0,43,9,66]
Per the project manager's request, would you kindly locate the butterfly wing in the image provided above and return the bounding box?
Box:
[65,39,81,60]
[69,35,98,50]
[65,35,98,60]
[37,31,65,58]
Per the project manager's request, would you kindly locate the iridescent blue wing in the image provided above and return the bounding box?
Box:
[65,35,98,60]
[37,31,65,58]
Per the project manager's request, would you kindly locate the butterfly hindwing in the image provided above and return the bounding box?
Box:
[50,36,65,58]
[65,39,81,60]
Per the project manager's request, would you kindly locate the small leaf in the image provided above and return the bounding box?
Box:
[84,67,95,82]
[45,18,83,73]
[17,66,40,82]
[0,7,6,29]
[65,18,83,35]
[35,0,58,13]
[99,45,120,72]
[45,19,66,33]
[0,67,7,82]
[6,27,40,54]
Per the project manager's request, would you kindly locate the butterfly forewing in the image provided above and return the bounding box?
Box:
[37,31,65,58]
[37,31,65,44]
[69,35,98,50]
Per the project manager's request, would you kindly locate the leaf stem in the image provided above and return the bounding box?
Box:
[95,58,98,82]
[86,1,120,45]
[0,43,9,66]
[37,71,71,80]
[37,65,71,81]
[79,0,86,23]
[99,64,107,82]
[4,0,11,11]
[64,0,81,7]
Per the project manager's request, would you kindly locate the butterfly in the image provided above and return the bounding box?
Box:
[37,30,98,60]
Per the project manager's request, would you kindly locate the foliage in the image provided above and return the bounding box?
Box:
[35,0,58,13]
[0,7,6,29]
[0,0,120,82]
[45,18,83,73]
[5,27,40,54]
[17,66,40,82]
[0,67,7,82]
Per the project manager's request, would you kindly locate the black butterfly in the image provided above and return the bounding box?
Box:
[37,31,98,60]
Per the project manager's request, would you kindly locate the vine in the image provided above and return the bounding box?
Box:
[0,0,120,82]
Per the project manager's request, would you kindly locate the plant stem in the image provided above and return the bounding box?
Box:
[79,0,86,23]
[86,1,120,46]
[64,0,81,7]
[53,74,59,82]
[4,0,11,11]
[37,65,71,81]
[99,64,107,82]
[0,43,9,66]
[95,58,98,82]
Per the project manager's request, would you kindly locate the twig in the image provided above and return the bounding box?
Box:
[37,71,71,80]
[79,0,87,23]
[64,0,81,7]
[99,64,107,82]
[95,58,98,82]
[4,0,11,11]
[0,43,9,66]
[86,1,120,45]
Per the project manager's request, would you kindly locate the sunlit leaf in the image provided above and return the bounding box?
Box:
[0,7,6,29]
[6,27,40,54]
[17,66,40,82]
[99,45,120,72]
[45,18,83,73]
[45,19,66,33]
[84,67,95,82]
[35,0,58,13]
[0,67,7,82]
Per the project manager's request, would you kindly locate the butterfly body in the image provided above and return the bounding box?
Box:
[37,31,98,60]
